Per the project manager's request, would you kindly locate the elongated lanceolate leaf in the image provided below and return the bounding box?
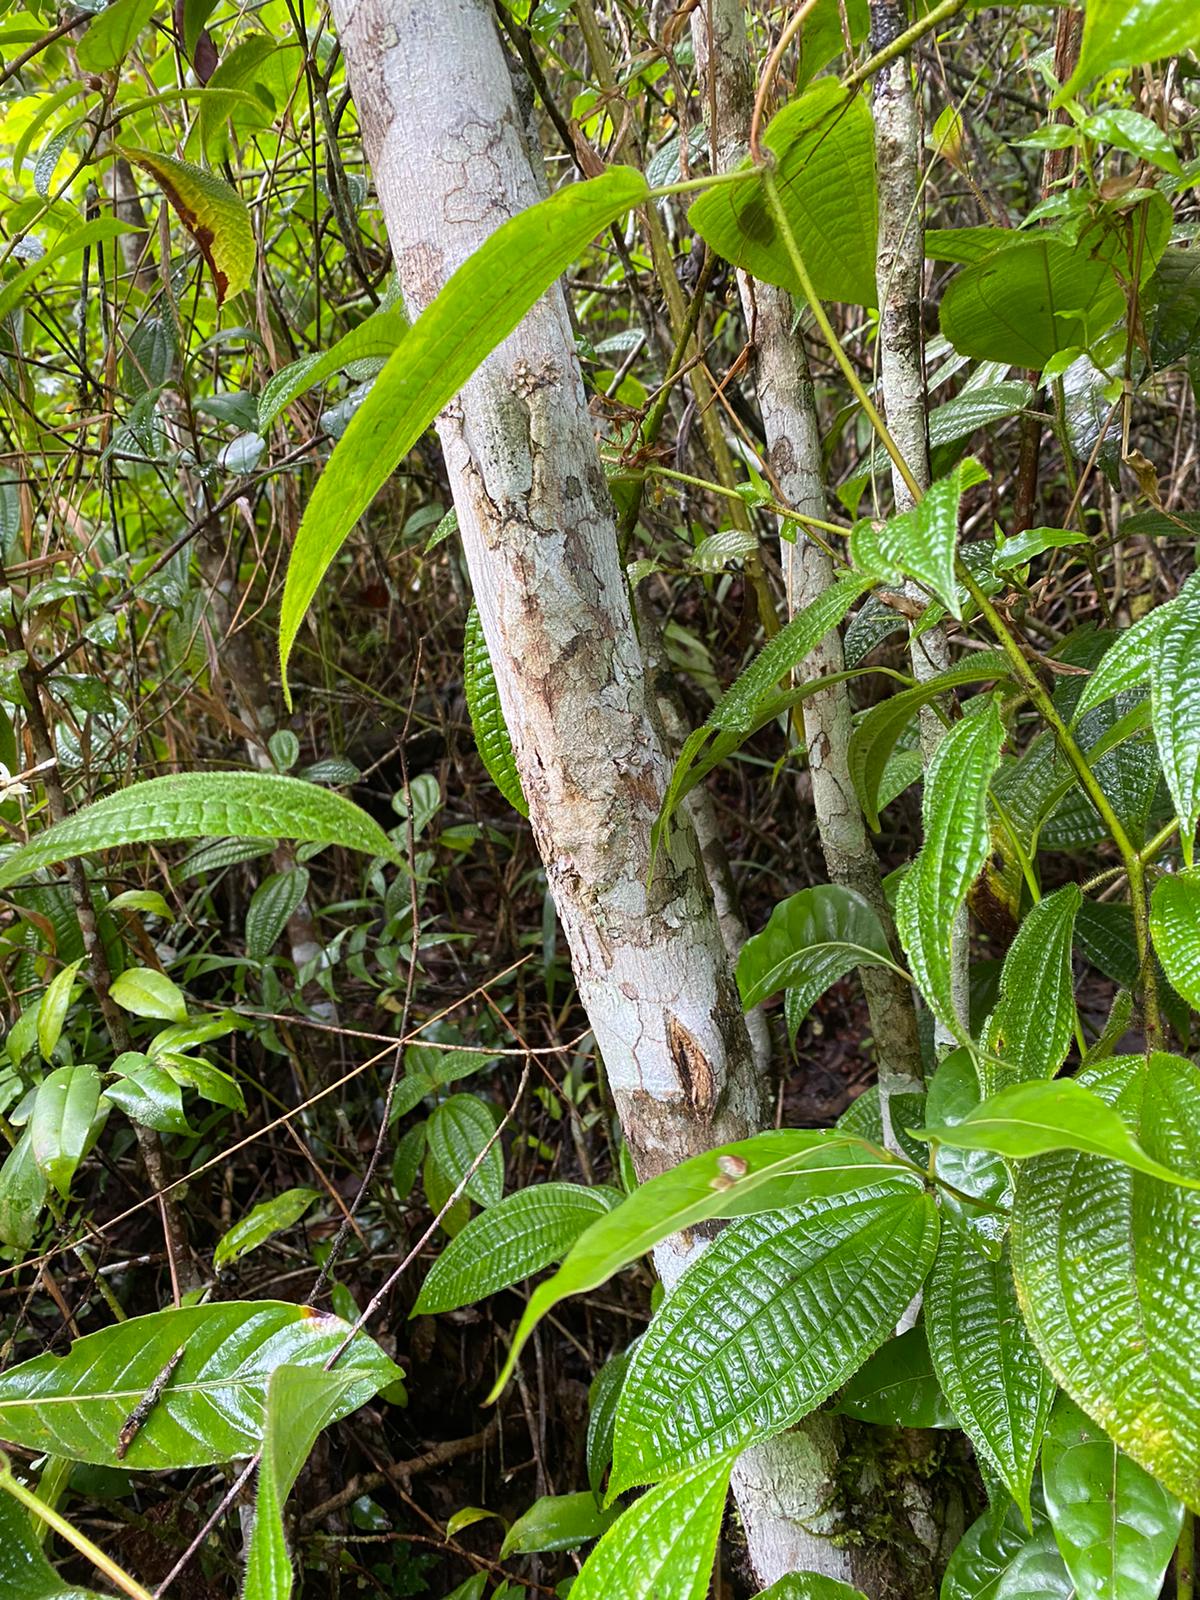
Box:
[214,1188,321,1272]
[1150,871,1200,1008]
[896,698,1006,1031]
[1070,607,1171,724]
[0,773,396,892]
[611,1188,939,1491]
[1041,1392,1182,1600]
[243,1364,382,1600]
[848,654,1010,830]
[414,1182,618,1314]
[736,885,892,1014]
[487,1131,914,1400]
[0,1302,399,1469]
[571,1456,731,1600]
[926,1215,1054,1522]
[122,147,254,304]
[915,1075,1200,1189]
[849,461,977,617]
[1150,574,1200,861]
[279,165,648,702]
[655,576,871,852]
[30,1066,102,1200]
[499,1491,618,1557]
[689,80,877,306]
[983,885,1081,1092]
[259,308,408,432]
[1012,1053,1200,1508]
[463,604,527,817]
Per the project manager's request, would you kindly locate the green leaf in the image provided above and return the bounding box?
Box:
[278,165,648,702]
[587,1349,630,1495]
[1150,575,1200,860]
[1069,0,1200,90]
[1079,109,1183,175]
[1151,871,1200,1008]
[104,1062,191,1134]
[940,202,1171,368]
[916,1075,1200,1190]
[258,309,409,433]
[896,698,1006,1032]
[76,0,155,71]
[1071,604,1176,724]
[1040,1392,1182,1600]
[499,1491,618,1557]
[993,527,1089,573]
[848,655,1011,830]
[464,604,527,817]
[688,79,877,306]
[927,1214,1054,1522]
[611,1187,939,1491]
[0,1133,48,1251]
[30,1066,103,1200]
[570,1456,732,1600]
[0,1301,399,1469]
[243,1365,385,1600]
[984,886,1082,1092]
[109,967,187,1024]
[1012,1053,1200,1509]
[836,1325,956,1429]
[0,219,144,328]
[849,461,976,618]
[655,575,871,851]
[487,1132,916,1402]
[426,1095,503,1208]
[736,885,892,1016]
[245,869,311,962]
[414,1182,617,1314]
[121,147,255,305]
[107,889,172,919]
[0,773,395,892]
[943,1498,1072,1600]
[213,1189,321,1272]
[182,0,218,57]
[754,1578,868,1600]
[0,1491,105,1599]
[37,959,82,1063]
[1147,249,1200,368]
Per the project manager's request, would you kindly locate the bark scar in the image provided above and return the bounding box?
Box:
[667,1013,717,1120]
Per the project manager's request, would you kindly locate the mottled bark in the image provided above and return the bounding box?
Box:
[326,2,882,1583]
[692,0,923,1104]
[870,0,967,1047]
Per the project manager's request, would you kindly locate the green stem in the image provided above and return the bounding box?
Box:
[959,566,1163,1047]
[1178,1510,1195,1600]
[760,165,924,505]
[0,1461,154,1600]
[843,0,967,91]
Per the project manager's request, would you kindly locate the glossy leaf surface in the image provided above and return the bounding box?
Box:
[927,1215,1055,1520]
[414,1182,617,1314]
[487,1132,915,1400]
[1040,1391,1182,1600]
[1150,871,1200,1007]
[896,699,1006,1032]
[464,604,527,817]
[214,1189,321,1272]
[0,774,395,891]
[983,886,1081,1091]
[0,1302,399,1469]
[611,1188,939,1490]
[1012,1053,1200,1508]
[570,1456,732,1600]
[736,885,892,1015]
[836,1325,956,1429]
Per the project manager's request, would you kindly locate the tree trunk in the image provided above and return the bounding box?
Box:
[329,0,901,1583]
[870,0,967,1046]
[692,0,923,1118]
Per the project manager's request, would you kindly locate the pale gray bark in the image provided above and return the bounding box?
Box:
[871,0,967,1047]
[692,0,923,1106]
[328,2,883,1583]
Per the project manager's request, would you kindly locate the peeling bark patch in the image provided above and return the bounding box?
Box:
[667,1014,717,1120]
